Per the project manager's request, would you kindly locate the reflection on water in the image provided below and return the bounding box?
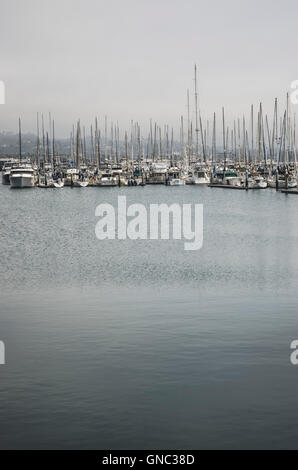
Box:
[0,185,298,449]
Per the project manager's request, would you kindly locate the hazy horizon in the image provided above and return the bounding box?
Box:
[1,0,298,138]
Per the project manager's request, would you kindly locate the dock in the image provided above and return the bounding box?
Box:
[280,189,298,194]
[208,184,250,190]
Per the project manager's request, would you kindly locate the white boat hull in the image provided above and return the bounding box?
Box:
[169,179,186,186]
[10,175,35,188]
[73,180,89,187]
[268,180,277,188]
[38,179,55,188]
[192,177,210,185]
[2,172,11,185]
[97,178,117,187]
[254,182,268,189]
[53,180,65,188]
[268,179,297,189]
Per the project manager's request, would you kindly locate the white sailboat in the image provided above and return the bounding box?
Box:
[250,176,268,189]
[53,178,65,188]
[10,119,35,188]
[73,179,89,187]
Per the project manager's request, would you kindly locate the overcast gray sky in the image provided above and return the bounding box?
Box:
[0,0,297,137]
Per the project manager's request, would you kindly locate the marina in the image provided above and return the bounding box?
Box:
[2,98,298,195]
[2,0,298,453]
[3,157,297,193]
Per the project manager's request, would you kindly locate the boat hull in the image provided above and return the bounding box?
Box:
[2,172,11,185]
[192,177,210,185]
[97,178,117,187]
[268,179,297,189]
[53,180,65,188]
[10,175,35,188]
[169,179,186,186]
[254,182,268,189]
[73,180,89,187]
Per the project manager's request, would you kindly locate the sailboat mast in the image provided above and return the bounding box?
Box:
[125,131,128,161]
[222,108,226,170]
[131,120,134,162]
[159,126,162,160]
[153,122,157,162]
[194,64,199,161]
[97,129,101,168]
[42,114,46,165]
[95,118,99,169]
[286,92,290,165]
[52,119,55,169]
[138,123,141,162]
[166,125,169,161]
[90,125,94,162]
[187,89,191,165]
[251,105,254,164]
[104,116,107,161]
[243,117,246,165]
[294,114,297,171]
[76,121,80,169]
[150,119,153,159]
[170,127,174,166]
[233,120,237,161]
[199,114,206,162]
[180,116,184,161]
[48,112,52,164]
[265,115,272,163]
[19,117,22,163]
[212,112,216,164]
[46,132,50,164]
[36,112,40,168]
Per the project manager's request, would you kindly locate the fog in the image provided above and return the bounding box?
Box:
[0,0,297,137]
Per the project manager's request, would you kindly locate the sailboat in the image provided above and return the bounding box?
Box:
[53,178,65,188]
[70,120,89,187]
[10,119,36,188]
[73,179,89,187]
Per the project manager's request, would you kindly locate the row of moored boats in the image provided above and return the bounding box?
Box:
[2,159,297,190]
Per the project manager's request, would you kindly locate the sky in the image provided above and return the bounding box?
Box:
[0,0,298,137]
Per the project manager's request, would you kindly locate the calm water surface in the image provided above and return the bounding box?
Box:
[0,184,298,449]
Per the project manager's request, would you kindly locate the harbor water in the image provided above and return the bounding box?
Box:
[0,184,298,449]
